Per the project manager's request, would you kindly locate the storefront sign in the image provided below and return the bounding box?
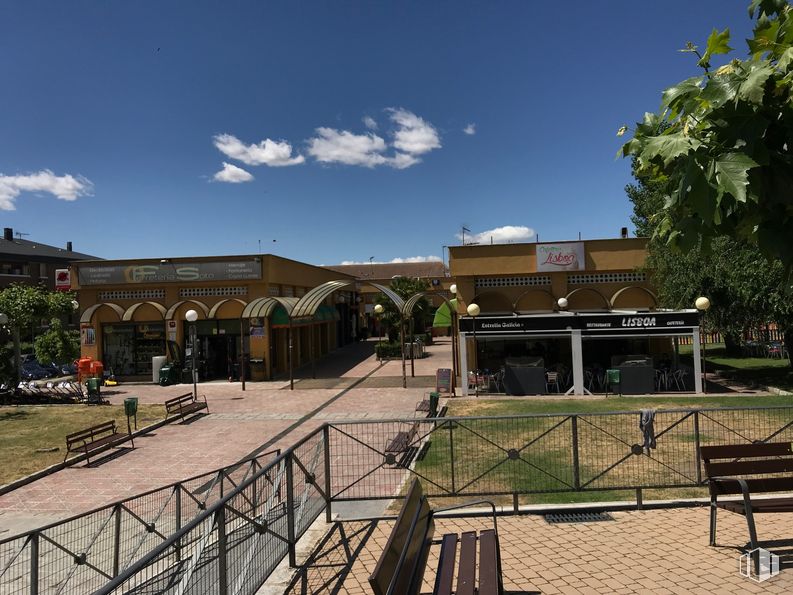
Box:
[436,368,452,394]
[77,260,262,285]
[55,269,71,292]
[536,243,585,272]
[459,312,699,334]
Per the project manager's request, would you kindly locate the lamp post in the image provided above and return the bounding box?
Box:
[374,303,384,360]
[695,296,711,393]
[185,309,198,398]
[467,303,480,397]
[557,297,568,311]
[449,284,458,386]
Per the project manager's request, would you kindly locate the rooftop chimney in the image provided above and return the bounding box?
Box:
[66,241,73,252]
[620,227,629,239]
[3,228,12,241]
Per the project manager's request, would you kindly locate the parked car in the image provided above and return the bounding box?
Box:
[21,360,50,380]
[40,362,63,378]
[59,361,78,376]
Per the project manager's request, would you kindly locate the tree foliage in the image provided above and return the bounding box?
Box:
[34,318,80,364]
[621,1,793,265]
[375,277,431,341]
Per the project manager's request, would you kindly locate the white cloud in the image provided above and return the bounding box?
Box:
[306,127,389,167]
[213,162,254,183]
[340,255,442,265]
[0,170,93,211]
[213,133,304,167]
[463,123,476,135]
[457,225,535,244]
[388,108,441,155]
[306,109,441,169]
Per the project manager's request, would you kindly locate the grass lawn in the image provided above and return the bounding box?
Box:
[679,343,793,390]
[446,394,792,417]
[413,393,792,507]
[0,404,165,485]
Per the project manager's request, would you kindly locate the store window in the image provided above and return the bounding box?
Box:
[102,323,166,376]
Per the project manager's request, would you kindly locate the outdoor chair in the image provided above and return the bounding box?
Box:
[545,371,560,393]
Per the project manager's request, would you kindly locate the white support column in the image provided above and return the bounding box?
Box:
[692,327,703,393]
[571,329,585,395]
[459,332,468,396]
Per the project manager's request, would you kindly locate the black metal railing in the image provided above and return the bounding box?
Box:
[0,450,280,595]
[2,405,792,594]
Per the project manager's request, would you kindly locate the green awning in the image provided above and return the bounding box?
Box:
[271,304,290,327]
[314,305,334,321]
[432,298,457,328]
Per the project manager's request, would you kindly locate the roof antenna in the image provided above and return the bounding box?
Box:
[15,231,30,239]
[258,239,261,254]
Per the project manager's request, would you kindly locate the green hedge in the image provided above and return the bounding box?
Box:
[375,342,403,359]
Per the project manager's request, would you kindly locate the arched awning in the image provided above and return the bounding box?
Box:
[564,287,611,310]
[610,286,659,309]
[241,297,299,319]
[208,298,248,318]
[80,303,124,324]
[121,301,167,322]
[290,280,353,319]
[432,298,458,328]
[164,300,210,320]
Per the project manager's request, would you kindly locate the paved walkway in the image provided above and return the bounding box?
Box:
[0,338,455,535]
[286,507,793,594]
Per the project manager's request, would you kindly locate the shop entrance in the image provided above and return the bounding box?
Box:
[185,320,242,381]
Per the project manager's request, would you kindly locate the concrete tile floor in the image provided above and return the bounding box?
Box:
[286,507,793,594]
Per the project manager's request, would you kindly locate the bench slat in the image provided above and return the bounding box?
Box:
[706,458,793,477]
[66,421,116,443]
[80,433,127,452]
[456,531,477,595]
[701,442,793,460]
[478,529,499,595]
[710,476,793,495]
[433,534,457,595]
[719,497,793,514]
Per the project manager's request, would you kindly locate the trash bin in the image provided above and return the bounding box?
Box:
[606,369,621,394]
[124,397,138,417]
[86,377,101,404]
[429,391,440,417]
[159,365,174,386]
[249,359,266,381]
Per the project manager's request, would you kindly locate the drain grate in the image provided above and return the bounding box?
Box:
[544,511,615,524]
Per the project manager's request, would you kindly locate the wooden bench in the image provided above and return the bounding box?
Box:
[165,392,208,421]
[386,422,419,456]
[369,478,503,595]
[64,420,134,465]
[701,442,793,551]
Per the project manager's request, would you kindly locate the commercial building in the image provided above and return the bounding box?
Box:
[449,238,705,395]
[72,255,357,381]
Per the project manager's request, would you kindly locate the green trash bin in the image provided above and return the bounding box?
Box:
[429,391,440,417]
[86,377,101,404]
[606,369,621,395]
[124,397,139,430]
[159,365,175,386]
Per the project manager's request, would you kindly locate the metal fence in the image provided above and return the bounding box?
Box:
[2,406,792,594]
[0,450,280,595]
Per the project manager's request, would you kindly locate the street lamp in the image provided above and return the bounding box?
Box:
[695,296,711,393]
[374,304,385,355]
[467,303,480,397]
[557,297,569,311]
[185,309,198,398]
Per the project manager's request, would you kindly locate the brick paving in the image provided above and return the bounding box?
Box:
[0,338,454,533]
[286,507,793,594]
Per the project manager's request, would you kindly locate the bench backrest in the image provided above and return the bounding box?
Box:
[701,442,793,495]
[369,479,435,595]
[66,420,117,446]
[165,393,195,410]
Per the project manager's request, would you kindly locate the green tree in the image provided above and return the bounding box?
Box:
[621,1,793,266]
[34,318,80,364]
[375,277,431,342]
[628,162,793,358]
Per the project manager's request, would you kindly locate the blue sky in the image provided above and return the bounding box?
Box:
[0,1,755,265]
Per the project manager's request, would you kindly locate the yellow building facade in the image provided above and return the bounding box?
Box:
[72,255,357,382]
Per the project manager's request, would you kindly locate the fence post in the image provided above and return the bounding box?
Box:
[113,504,122,576]
[323,425,332,523]
[693,410,702,484]
[29,532,39,595]
[285,452,297,567]
[571,415,581,490]
[175,485,182,562]
[448,422,456,495]
[216,506,228,595]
